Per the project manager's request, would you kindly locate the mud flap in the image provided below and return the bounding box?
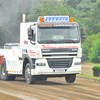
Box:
[0,65,1,79]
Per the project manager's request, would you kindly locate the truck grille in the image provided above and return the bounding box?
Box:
[46,58,73,68]
[43,54,77,57]
[42,48,78,53]
[42,48,77,57]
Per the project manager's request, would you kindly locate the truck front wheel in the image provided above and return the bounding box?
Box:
[65,74,76,83]
[25,63,36,84]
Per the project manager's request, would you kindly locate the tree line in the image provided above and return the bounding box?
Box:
[0,0,99,63]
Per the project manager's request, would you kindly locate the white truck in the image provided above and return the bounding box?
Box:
[0,15,86,84]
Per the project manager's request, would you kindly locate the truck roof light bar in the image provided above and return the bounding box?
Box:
[38,15,72,23]
[44,16,69,22]
[5,44,19,46]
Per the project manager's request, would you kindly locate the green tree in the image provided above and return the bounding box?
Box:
[27,0,68,22]
[64,0,97,35]
[82,32,100,62]
[64,0,94,18]
[82,34,96,61]
[88,39,100,63]
[85,0,100,35]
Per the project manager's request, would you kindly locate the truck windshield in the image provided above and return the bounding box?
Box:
[37,27,80,44]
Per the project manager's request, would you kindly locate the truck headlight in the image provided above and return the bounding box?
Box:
[74,62,81,65]
[36,63,46,66]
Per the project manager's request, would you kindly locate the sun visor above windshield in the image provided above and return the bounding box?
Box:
[37,22,78,28]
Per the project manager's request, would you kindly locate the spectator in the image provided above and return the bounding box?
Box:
[63,29,72,39]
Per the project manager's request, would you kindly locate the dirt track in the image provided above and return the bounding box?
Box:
[0,77,100,100]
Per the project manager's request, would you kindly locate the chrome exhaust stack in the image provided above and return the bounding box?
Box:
[22,14,26,23]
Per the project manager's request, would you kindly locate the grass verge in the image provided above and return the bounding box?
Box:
[77,62,100,81]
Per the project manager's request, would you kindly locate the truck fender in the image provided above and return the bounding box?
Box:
[22,54,35,69]
[22,54,35,78]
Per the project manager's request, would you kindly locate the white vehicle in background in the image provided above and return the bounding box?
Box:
[0,14,86,84]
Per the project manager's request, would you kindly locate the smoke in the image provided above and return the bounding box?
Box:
[21,0,31,14]
[0,0,31,45]
[0,0,20,26]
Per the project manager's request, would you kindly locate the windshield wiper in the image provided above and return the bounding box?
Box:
[38,39,79,44]
[59,39,79,43]
[38,40,57,44]
[66,40,79,43]
[47,40,57,43]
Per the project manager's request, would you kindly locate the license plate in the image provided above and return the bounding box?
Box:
[55,69,65,72]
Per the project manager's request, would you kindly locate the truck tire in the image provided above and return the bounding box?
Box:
[0,59,16,80]
[65,74,76,83]
[25,63,36,84]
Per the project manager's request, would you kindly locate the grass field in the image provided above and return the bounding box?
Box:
[77,62,100,80]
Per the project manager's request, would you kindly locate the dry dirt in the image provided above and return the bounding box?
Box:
[0,77,100,100]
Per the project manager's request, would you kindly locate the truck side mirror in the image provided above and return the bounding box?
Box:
[81,27,86,39]
[33,33,35,41]
[28,28,35,41]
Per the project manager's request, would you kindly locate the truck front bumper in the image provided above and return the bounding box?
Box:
[31,58,81,75]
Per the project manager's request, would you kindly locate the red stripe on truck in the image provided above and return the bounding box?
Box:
[0,55,4,65]
[42,45,77,49]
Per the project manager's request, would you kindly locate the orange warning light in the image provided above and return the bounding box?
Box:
[39,18,43,22]
[28,32,31,35]
[28,29,30,31]
[70,17,73,22]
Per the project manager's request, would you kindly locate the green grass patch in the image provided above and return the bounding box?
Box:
[82,61,100,66]
[77,62,100,80]
[77,74,100,80]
